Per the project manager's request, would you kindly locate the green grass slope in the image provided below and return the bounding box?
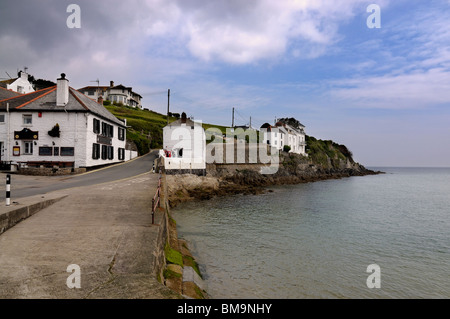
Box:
[105,103,227,155]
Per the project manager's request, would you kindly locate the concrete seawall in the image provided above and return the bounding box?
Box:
[0,193,67,235]
[159,171,208,299]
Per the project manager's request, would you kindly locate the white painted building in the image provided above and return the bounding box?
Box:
[78,81,142,108]
[0,73,129,169]
[0,71,35,94]
[162,112,206,175]
[261,120,307,155]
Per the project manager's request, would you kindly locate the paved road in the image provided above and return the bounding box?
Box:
[0,172,181,299]
[0,150,159,200]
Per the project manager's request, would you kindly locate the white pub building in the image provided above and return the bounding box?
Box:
[0,73,128,170]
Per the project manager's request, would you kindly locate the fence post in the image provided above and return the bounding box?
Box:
[6,174,11,206]
[152,198,155,224]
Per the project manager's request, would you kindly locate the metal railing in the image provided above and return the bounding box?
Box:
[151,173,162,224]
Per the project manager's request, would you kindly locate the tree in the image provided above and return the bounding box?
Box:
[278,117,303,129]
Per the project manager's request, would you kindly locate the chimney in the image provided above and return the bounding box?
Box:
[97,96,103,105]
[110,81,114,87]
[56,73,69,106]
[181,112,187,123]
[20,71,28,80]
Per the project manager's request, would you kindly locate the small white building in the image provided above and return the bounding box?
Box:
[161,112,206,175]
[0,71,35,94]
[0,73,129,169]
[261,120,307,155]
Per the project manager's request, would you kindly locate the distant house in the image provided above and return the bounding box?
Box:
[78,81,142,108]
[0,73,130,169]
[161,112,206,175]
[261,120,307,155]
[0,71,35,94]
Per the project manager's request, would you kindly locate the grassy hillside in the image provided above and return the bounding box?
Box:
[105,103,357,168]
[305,135,354,168]
[105,103,227,155]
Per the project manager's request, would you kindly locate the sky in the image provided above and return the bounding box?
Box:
[1,0,449,167]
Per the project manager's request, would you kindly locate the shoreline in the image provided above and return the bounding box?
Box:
[166,166,383,208]
[161,164,382,298]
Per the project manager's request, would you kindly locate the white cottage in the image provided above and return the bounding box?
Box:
[0,71,35,94]
[261,120,307,155]
[162,112,206,175]
[0,73,128,169]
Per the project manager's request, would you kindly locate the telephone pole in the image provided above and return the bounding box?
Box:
[167,89,170,125]
[232,107,235,128]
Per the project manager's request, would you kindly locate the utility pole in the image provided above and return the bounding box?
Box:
[232,107,235,128]
[167,89,170,125]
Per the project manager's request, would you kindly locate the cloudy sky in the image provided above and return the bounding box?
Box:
[1,0,449,167]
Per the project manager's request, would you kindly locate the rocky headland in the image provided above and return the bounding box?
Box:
[166,137,382,207]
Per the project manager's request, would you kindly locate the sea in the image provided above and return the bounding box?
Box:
[171,167,450,299]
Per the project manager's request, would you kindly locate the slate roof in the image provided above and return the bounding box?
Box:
[0,86,21,100]
[0,78,16,88]
[165,117,199,128]
[0,86,125,127]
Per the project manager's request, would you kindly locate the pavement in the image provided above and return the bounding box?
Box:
[0,150,159,201]
[0,171,181,299]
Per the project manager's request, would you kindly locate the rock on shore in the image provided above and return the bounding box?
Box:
[166,152,382,207]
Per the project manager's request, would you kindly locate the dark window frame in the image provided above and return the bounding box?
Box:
[92,143,100,159]
[60,147,74,156]
[118,127,125,141]
[101,145,107,160]
[39,146,53,156]
[93,118,100,134]
[118,148,125,160]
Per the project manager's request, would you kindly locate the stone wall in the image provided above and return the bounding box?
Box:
[17,167,87,176]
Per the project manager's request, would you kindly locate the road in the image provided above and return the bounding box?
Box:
[0,150,159,200]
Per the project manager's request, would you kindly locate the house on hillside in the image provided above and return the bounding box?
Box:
[161,112,206,175]
[0,73,131,170]
[261,120,307,155]
[0,71,35,94]
[78,80,142,108]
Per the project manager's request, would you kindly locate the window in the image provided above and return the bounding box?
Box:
[61,147,74,156]
[24,141,33,155]
[23,115,32,125]
[93,118,100,134]
[108,146,114,160]
[101,122,114,137]
[118,127,125,141]
[88,91,94,96]
[39,147,52,156]
[92,143,100,159]
[17,86,24,94]
[0,114,4,123]
[118,148,125,160]
[54,147,59,156]
[101,145,107,160]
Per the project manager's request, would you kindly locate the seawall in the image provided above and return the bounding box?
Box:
[159,171,208,299]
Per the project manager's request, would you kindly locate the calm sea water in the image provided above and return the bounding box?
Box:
[172,168,450,299]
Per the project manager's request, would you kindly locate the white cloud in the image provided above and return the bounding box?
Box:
[138,0,376,64]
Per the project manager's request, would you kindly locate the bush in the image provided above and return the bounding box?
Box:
[283,145,291,152]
